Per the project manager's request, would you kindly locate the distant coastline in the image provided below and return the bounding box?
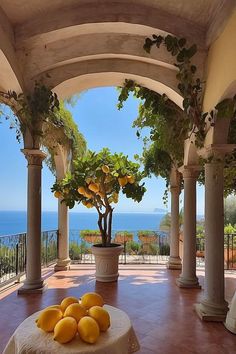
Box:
[0,210,166,236]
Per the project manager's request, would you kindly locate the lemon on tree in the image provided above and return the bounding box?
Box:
[52,148,146,247]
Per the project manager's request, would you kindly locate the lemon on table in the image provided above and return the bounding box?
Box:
[46,304,63,312]
[54,317,78,344]
[60,297,79,311]
[36,308,63,332]
[88,306,110,332]
[81,292,104,309]
[64,303,87,322]
[78,316,100,344]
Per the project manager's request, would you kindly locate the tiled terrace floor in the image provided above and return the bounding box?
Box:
[0,265,236,354]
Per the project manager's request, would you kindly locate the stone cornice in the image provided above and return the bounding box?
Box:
[178,165,201,179]
[21,149,47,166]
[198,144,236,159]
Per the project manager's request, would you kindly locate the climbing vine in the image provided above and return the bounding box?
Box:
[0,82,59,147]
[143,34,236,147]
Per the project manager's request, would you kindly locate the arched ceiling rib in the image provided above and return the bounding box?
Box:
[37,58,183,108]
[14,2,205,48]
[18,32,205,81]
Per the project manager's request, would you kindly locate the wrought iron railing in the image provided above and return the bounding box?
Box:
[196,234,236,270]
[41,230,58,266]
[69,229,170,264]
[0,230,58,287]
[0,233,26,285]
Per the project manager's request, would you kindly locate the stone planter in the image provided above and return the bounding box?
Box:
[91,244,123,282]
[114,233,133,244]
[82,234,102,244]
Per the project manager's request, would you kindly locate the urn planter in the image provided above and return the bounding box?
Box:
[91,244,123,282]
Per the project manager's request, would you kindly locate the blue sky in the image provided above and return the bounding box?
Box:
[0,87,205,214]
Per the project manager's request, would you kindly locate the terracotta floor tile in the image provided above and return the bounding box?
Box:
[0,265,236,354]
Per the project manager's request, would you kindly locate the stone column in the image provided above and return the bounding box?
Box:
[18,149,47,294]
[54,199,70,271]
[195,159,228,320]
[167,186,182,269]
[176,168,200,288]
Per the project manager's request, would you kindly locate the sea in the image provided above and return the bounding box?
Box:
[0,211,166,238]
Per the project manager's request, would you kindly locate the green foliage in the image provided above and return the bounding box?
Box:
[43,102,87,174]
[52,148,146,246]
[117,79,187,203]
[0,82,59,146]
[80,230,101,236]
[224,223,236,234]
[159,243,170,255]
[69,241,89,260]
[224,197,236,225]
[143,34,236,147]
[159,209,184,233]
[118,80,187,164]
[125,241,140,254]
[138,230,158,237]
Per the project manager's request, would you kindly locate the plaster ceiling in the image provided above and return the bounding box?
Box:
[0,0,232,27]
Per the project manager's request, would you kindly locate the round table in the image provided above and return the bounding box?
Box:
[3,305,140,354]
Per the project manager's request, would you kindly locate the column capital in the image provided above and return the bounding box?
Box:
[178,165,200,179]
[198,144,236,160]
[21,149,47,166]
[170,185,180,194]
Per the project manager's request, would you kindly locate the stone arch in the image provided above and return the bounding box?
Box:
[37,59,183,108]
[205,81,236,146]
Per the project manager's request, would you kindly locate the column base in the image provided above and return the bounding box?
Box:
[195,297,228,322]
[54,258,71,272]
[224,319,236,334]
[18,280,48,295]
[195,303,228,322]
[167,256,182,270]
[176,276,201,288]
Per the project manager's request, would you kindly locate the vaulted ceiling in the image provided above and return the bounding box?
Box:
[0,0,235,102]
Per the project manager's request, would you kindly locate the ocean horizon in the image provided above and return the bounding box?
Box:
[0,210,167,236]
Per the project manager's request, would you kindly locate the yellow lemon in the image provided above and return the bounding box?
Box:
[64,303,87,322]
[102,165,110,174]
[127,175,135,184]
[54,191,62,199]
[81,292,104,310]
[88,183,100,193]
[54,317,77,344]
[88,306,110,332]
[46,304,63,312]
[78,316,100,344]
[36,308,63,332]
[97,191,105,199]
[78,186,86,195]
[86,177,93,184]
[84,191,93,199]
[118,176,128,187]
[60,297,79,311]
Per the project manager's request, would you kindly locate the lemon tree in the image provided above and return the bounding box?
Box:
[52,148,146,246]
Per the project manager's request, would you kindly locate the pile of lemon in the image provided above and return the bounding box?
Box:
[36,292,110,344]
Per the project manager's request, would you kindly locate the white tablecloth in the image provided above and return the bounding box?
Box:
[3,305,140,354]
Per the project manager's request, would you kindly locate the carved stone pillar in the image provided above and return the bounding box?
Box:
[18,149,47,294]
[195,158,228,320]
[54,199,70,271]
[167,185,182,269]
[176,167,200,288]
